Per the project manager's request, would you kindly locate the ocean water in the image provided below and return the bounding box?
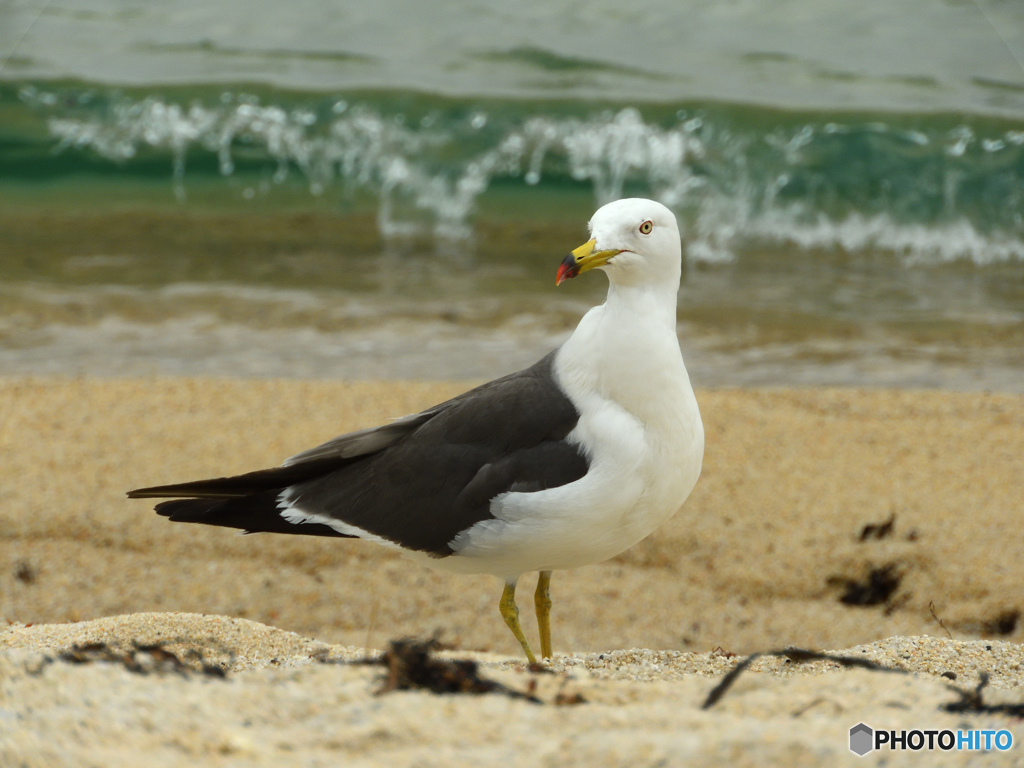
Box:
[1,0,1023,388]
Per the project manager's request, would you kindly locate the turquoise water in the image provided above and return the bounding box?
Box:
[1,1,1023,388]
[8,82,1024,262]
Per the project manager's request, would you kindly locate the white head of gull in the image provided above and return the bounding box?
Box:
[128,197,704,665]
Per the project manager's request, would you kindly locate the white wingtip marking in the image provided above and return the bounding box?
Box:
[275,489,405,552]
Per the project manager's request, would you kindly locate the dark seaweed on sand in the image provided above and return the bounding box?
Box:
[942,672,1024,717]
[701,647,909,709]
[830,564,902,607]
[704,647,1024,717]
[365,638,542,702]
[34,640,229,678]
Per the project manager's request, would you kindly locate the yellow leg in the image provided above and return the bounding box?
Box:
[535,570,553,659]
[499,580,537,664]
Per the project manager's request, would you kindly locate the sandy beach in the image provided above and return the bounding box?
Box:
[1,378,1022,765]
[4,613,1024,767]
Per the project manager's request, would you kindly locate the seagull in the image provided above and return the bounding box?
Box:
[128,198,704,663]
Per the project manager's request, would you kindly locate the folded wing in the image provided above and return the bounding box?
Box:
[128,351,590,557]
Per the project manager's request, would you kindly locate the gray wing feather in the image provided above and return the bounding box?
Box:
[283,350,590,556]
[283,410,438,466]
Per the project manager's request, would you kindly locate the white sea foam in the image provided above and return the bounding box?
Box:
[742,210,1024,266]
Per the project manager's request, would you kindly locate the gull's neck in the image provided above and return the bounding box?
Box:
[604,278,680,332]
[557,274,687,423]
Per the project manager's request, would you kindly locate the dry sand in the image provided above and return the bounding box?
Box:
[1,378,1022,765]
[3,614,1024,767]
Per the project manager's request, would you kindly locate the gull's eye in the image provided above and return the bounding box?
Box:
[639,220,653,234]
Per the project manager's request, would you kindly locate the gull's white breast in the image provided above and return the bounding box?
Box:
[443,294,704,580]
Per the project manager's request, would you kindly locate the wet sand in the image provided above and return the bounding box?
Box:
[5,206,1023,391]
[0,378,1022,764]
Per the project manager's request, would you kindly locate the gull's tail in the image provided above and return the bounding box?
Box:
[128,457,355,537]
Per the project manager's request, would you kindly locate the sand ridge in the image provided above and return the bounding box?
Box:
[3,613,1024,767]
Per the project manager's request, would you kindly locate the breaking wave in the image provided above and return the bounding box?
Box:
[19,85,1024,266]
